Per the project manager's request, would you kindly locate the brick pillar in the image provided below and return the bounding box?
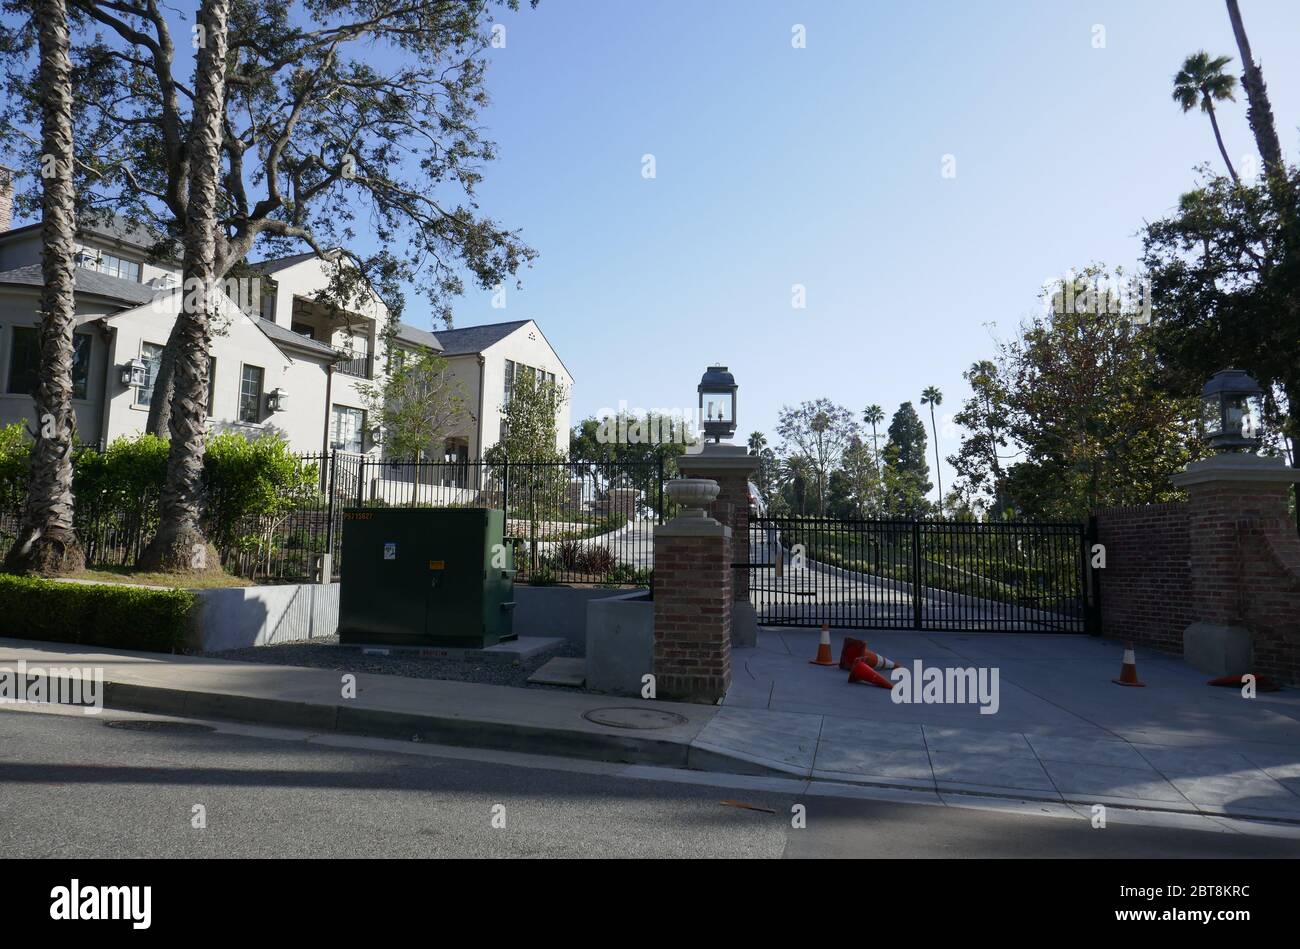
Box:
[1170,455,1300,679]
[653,482,732,703]
[676,444,759,646]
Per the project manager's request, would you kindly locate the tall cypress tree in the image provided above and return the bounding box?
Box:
[882,402,933,517]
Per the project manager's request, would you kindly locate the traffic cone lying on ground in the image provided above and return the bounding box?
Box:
[809,624,837,666]
[1112,642,1145,687]
[857,646,899,672]
[1207,673,1280,692]
[848,658,893,689]
[839,637,866,670]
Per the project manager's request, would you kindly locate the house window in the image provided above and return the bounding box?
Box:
[207,358,216,417]
[8,327,91,399]
[291,322,315,339]
[76,246,141,282]
[135,341,164,407]
[239,364,264,423]
[503,359,514,406]
[331,405,365,454]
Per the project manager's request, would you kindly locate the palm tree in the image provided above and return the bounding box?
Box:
[4,0,85,576]
[863,404,884,496]
[780,454,813,516]
[920,386,944,516]
[747,431,767,455]
[138,0,232,572]
[1225,0,1284,178]
[1172,51,1240,183]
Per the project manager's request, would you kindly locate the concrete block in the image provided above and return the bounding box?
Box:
[731,601,758,648]
[1183,622,1254,676]
[586,590,654,695]
[513,586,643,643]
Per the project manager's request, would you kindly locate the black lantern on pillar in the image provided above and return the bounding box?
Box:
[1200,369,1265,453]
[698,365,737,443]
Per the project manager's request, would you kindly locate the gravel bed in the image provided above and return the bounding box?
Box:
[194,635,585,691]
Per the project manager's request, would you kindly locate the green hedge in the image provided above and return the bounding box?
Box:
[0,574,195,652]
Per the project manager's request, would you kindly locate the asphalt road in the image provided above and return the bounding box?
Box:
[2,707,1299,859]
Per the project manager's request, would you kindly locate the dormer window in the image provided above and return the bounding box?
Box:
[76,245,141,282]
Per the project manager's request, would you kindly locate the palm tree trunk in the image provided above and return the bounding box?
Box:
[138,0,231,572]
[928,405,943,516]
[1205,102,1241,184]
[145,331,178,436]
[5,0,85,576]
[1225,0,1284,177]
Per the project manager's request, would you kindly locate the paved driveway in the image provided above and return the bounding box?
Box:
[702,627,1300,822]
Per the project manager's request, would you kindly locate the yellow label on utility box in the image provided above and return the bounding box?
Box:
[428,560,446,570]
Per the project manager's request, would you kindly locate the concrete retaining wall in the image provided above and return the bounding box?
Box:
[193,583,339,652]
[195,581,650,655]
[586,590,654,695]
[512,585,647,643]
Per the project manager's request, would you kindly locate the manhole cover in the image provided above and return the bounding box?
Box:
[104,720,215,734]
[582,707,689,730]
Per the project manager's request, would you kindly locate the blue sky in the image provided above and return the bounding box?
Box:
[424,0,1300,492]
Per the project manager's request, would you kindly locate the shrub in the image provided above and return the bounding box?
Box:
[203,433,321,549]
[0,574,194,652]
[579,544,616,574]
[556,539,584,569]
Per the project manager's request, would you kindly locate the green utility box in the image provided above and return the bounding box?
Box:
[338,507,515,648]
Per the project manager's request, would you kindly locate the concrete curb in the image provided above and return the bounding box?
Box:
[60,674,699,770]
[21,668,1300,827]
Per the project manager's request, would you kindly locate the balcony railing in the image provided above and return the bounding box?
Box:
[335,351,373,379]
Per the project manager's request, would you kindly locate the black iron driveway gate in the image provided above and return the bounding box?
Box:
[747,516,1091,633]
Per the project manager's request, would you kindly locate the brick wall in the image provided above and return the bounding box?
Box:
[706,472,750,600]
[1094,502,1193,655]
[652,530,732,703]
[1185,480,1300,685]
[1095,485,1300,684]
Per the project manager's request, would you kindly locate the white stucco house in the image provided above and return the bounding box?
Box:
[0,193,571,465]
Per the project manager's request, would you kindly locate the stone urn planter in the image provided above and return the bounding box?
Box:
[665,477,720,518]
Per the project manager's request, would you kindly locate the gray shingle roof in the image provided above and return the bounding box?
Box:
[256,317,339,359]
[1,213,169,251]
[0,263,158,306]
[248,251,320,274]
[425,319,529,355]
[393,322,443,352]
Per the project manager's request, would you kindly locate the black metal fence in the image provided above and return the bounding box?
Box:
[346,454,664,586]
[749,515,1089,632]
[0,451,666,587]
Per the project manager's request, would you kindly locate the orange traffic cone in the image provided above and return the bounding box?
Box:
[848,658,893,689]
[1207,673,1280,692]
[839,637,866,670]
[1112,642,1145,687]
[810,624,837,666]
[859,646,899,672]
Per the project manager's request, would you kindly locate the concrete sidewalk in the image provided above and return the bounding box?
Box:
[5,631,1300,825]
[712,628,1300,822]
[0,638,722,770]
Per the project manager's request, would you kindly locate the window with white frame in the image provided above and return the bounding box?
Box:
[135,341,164,406]
[331,405,365,454]
[76,245,141,282]
[239,364,264,423]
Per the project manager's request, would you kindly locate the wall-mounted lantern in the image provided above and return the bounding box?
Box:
[119,357,147,389]
[266,387,289,413]
[697,365,737,443]
[1200,369,1265,453]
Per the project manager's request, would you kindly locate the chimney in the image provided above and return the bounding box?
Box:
[0,165,13,232]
